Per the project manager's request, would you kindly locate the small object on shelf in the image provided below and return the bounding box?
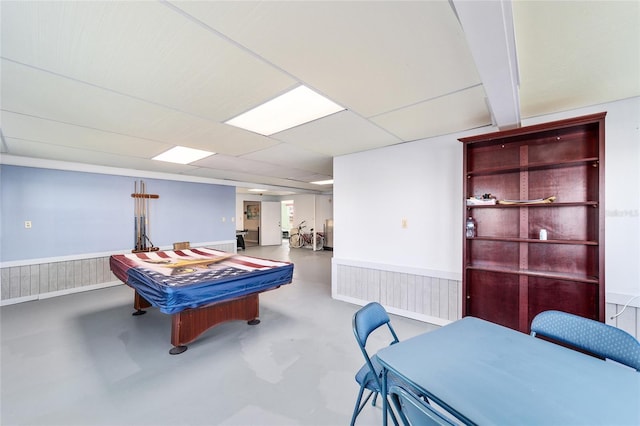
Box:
[497,196,556,205]
[539,229,548,240]
[467,198,496,206]
[465,216,477,238]
[467,193,497,206]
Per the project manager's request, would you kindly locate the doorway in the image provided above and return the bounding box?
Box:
[281,200,294,239]
[242,201,283,247]
[260,201,282,246]
[243,201,260,247]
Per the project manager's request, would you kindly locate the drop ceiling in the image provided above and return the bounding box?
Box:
[1,1,638,195]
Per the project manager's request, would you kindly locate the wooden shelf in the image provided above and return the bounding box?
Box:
[466,201,598,209]
[466,157,599,177]
[467,236,598,245]
[465,265,599,284]
[460,112,605,333]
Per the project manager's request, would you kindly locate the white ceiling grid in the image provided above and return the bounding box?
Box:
[1,0,638,194]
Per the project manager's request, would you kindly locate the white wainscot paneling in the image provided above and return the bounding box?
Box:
[606,301,640,340]
[332,258,462,326]
[0,241,236,305]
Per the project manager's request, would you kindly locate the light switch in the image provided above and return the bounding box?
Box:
[401,218,408,229]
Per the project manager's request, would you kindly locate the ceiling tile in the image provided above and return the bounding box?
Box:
[371,86,490,141]
[190,153,332,186]
[1,111,172,158]
[241,143,333,176]
[513,1,640,118]
[273,110,402,156]
[3,137,197,174]
[188,167,324,192]
[193,154,287,177]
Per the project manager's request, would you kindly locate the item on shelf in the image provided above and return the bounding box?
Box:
[497,196,556,205]
[466,193,497,205]
[465,216,477,238]
[539,229,548,240]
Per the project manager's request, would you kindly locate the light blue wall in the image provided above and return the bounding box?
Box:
[0,165,236,262]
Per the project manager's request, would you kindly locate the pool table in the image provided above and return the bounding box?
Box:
[110,247,294,354]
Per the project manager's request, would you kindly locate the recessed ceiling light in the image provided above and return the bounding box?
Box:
[249,188,268,192]
[225,85,345,136]
[152,146,214,164]
[311,179,334,185]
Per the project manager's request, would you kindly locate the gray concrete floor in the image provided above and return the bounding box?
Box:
[1,243,437,426]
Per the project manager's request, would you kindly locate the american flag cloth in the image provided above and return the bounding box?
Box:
[110,248,294,314]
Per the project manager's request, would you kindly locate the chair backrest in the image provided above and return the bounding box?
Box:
[353,302,399,349]
[531,310,640,371]
[389,386,456,426]
[173,241,190,250]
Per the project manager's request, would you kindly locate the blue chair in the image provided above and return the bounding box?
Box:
[531,310,640,371]
[351,302,401,425]
[389,385,456,426]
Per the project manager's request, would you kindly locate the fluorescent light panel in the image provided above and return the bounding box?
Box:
[249,188,267,192]
[311,179,333,185]
[225,85,345,136]
[152,146,214,164]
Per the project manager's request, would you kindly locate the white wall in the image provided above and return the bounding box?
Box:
[315,195,333,234]
[335,135,464,276]
[334,96,640,310]
[285,194,332,235]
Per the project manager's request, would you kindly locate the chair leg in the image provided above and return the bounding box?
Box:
[372,391,378,407]
[386,396,400,426]
[350,387,375,426]
[387,396,403,426]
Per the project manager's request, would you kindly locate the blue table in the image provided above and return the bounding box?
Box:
[377,317,640,425]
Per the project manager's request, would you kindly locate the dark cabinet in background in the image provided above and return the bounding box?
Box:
[459,112,606,333]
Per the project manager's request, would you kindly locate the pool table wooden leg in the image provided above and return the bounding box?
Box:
[132,291,151,316]
[169,293,260,355]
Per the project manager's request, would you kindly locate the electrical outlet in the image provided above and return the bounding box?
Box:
[222,217,226,222]
[401,218,408,229]
[25,221,32,229]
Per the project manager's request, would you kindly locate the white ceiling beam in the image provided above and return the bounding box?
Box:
[451,0,521,129]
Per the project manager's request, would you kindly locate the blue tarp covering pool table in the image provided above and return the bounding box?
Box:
[110,247,294,314]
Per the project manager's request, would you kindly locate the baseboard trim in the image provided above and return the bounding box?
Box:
[334,294,452,327]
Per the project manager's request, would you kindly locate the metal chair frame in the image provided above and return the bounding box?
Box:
[389,385,456,426]
[351,302,400,426]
